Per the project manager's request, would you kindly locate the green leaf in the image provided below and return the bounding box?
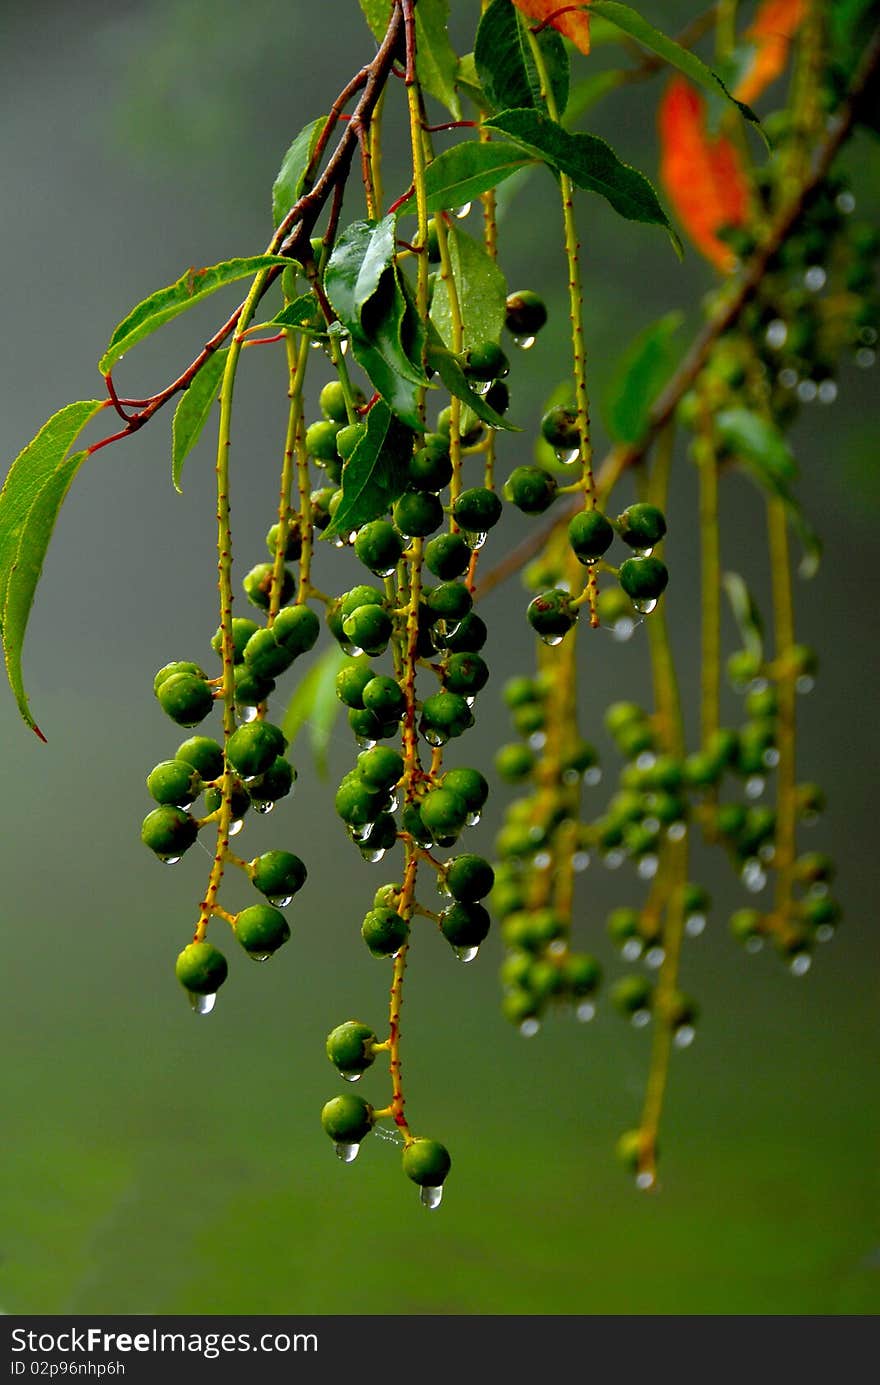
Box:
[322,402,413,539]
[415,0,461,120]
[349,337,425,431]
[270,293,321,330]
[358,0,391,43]
[425,324,518,432]
[716,409,797,485]
[171,349,228,493]
[456,53,488,112]
[325,217,398,333]
[485,108,681,251]
[272,117,328,229]
[603,312,683,444]
[282,642,347,778]
[722,572,764,661]
[588,2,761,130]
[430,225,508,351]
[398,141,532,216]
[98,256,290,375]
[475,0,569,116]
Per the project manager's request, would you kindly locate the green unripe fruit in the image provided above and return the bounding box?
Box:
[502,988,540,1025]
[501,951,533,990]
[335,777,381,828]
[527,588,577,640]
[502,676,540,710]
[437,404,484,446]
[607,906,641,945]
[320,379,363,423]
[683,751,722,788]
[425,532,471,580]
[335,421,366,460]
[373,882,401,910]
[443,611,487,652]
[562,741,598,776]
[306,418,342,461]
[730,908,762,943]
[446,854,495,902]
[440,901,490,948]
[461,341,509,381]
[484,379,510,414]
[154,660,205,694]
[441,767,488,813]
[249,755,295,806]
[495,742,535,782]
[357,746,404,791]
[540,404,579,449]
[342,605,393,656]
[443,652,488,696]
[616,503,667,550]
[408,445,452,493]
[321,1093,375,1143]
[726,649,763,687]
[564,953,600,996]
[362,675,406,720]
[452,487,503,533]
[233,663,275,707]
[800,895,840,929]
[793,852,835,885]
[505,466,558,515]
[340,585,385,621]
[175,941,228,996]
[361,907,409,957]
[393,490,443,538]
[641,754,683,793]
[745,686,778,720]
[234,904,290,956]
[226,721,287,779]
[527,959,564,1001]
[616,722,656,760]
[273,604,320,656]
[618,556,668,603]
[420,787,468,837]
[176,736,224,781]
[402,1137,451,1187]
[682,883,711,917]
[611,974,654,1017]
[706,727,739,768]
[242,627,295,679]
[604,701,647,735]
[426,581,472,621]
[326,1020,377,1075]
[795,782,826,818]
[347,707,392,742]
[505,288,547,337]
[204,780,251,820]
[147,760,201,807]
[336,662,375,709]
[265,520,302,562]
[156,672,214,727]
[616,1129,649,1173]
[420,692,474,743]
[568,509,614,562]
[211,618,260,664]
[141,805,198,860]
[251,850,307,901]
[243,562,294,611]
[354,520,405,576]
[310,486,336,530]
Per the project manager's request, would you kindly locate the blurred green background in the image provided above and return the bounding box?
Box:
[0,0,877,1315]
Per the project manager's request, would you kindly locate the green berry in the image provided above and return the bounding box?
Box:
[408,445,452,493]
[726,649,763,687]
[321,1093,374,1143]
[540,405,579,450]
[154,660,205,694]
[347,707,389,742]
[616,503,667,550]
[340,586,386,620]
[335,777,381,828]
[175,941,228,996]
[793,852,835,885]
[251,850,307,902]
[141,805,198,860]
[335,421,366,460]
[234,904,290,957]
[607,907,641,946]
[176,736,224,781]
[342,605,393,656]
[730,908,762,943]
[402,1137,451,1187]
[420,787,468,837]
[319,379,358,423]
[461,341,509,381]
[441,901,490,948]
[147,759,201,807]
[568,509,614,562]
[357,746,404,791]
[273,605,320,656]
[248,755,295,806]
[156,673,214,727]
[211,619,260,663]
[420,692,474,744]
[441,767,488,813]
[495,742,535,782]
[443,652,488,696]
[564,953,600,996]
[226,721,287,779]
[243,562,294,611]
[502,676,540,709]
[611,974,653,1017]
[452,487,503,533]
[361,907,409,957]
[204,780,251,820]
[446,854,494,902]
[425,532,471,580]
[443,611,487,652]
[336,661,375,709]
[618,557,668,603]
[393,491,443,538]
[234,663,275,707]
[242,627,296,679]
[326,1020,377,1076]
[505,466,558,515]
[426,581,472,621]
[265,520,302,561]
[362,675,406,720]
[526,589,577,640]
[505,289,547,338]
[354,520,405,576]
[306,418,342,461]
[310,486,336,530]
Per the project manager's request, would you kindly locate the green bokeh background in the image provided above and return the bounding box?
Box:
[1,0,877,1315]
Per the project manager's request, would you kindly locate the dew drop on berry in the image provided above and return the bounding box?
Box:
[576,1000,596,1023]
[341,1072,363,1084]
[631,1009,651,1029]
[453,945,479,963]
[604,849,625,870]
[856,347,876,368]
[267,894,293,908]
[796,675,815,695]
[817,379,838,404]
[634,546,654,558]
[745,935,764,954]
[540,632,565,647]
[161,856,182,866]
[685,913,706,938]
[519,1017,541,1038]
[254,801,275,815]
[797,379,818,403]
[335,1142,360,1163]
[667,821,687,841]
[622,939,643,962]
[804,265,827,292]
[421,726,447,748]
[533,851,552,870]
[473,379,492,396]
[635,1170,655,1190]
[228,818,245,837]
[465,811,481,827]
[674,1024,696,1049]
[512,334,536,351]
[572,851,591,872]
[790,953,812,977]
[638,855,659,881]
[612,617,635,642]
[360,846,387,864]
[816,924,835,943]
[238,705,259,724]
[633,598,657,616]
[250,952,272,963]
[528,731,546,750]
[762,748,780,769]
[746,775,765,800]
[554,447,580,465]
[742,859,767,893]
[190,992,217,1016]
[420,1184,444,1209]
[645,946,665,969]
[463,530,487,551]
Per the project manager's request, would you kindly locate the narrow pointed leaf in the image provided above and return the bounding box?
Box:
[659,78,750,272]
[322,402,413,539]
[398,141,533,216]
[722,572,765,660]
[171,348,228,492]
[426,325,519,431]
[414,0,462,120]
[325,217,398,330]
[430,225,508,350]
[282,642,347,778]
[604,312,683,443]
[98,256,290,375]
[358,0,390,42]
[272,117,328,228]
[475,0,570,115]
[271,293,322,330]
[485,108,681,250]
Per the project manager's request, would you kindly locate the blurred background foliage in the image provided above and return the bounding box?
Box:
[0,0,877,1313]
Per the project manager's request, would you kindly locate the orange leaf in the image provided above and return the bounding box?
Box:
[734,0,806,106]
[511,0,592,57]
[658,77,750,273]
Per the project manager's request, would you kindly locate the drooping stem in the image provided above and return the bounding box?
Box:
[767,497,797,918]
[696,415,721,754]
[268,330,308,624]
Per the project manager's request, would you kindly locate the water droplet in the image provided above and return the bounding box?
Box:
[667,821,687,841]
[836,189,855,213]
[635,1170,655,1191]
[554,446,580,465]
[808,881,829,899]
[584,767,602,787]
[789,952,812,977]
[238,705,259,724]
[254,800,275,815]
[355,735,377,750]
[474,379,492,396]
[633,597,657,615]
[228,818,244,837]
[631,1008,651,1029]
[796,675,815,695]
[742,859,767,893]
[572,851,591,873]
[528,731,547,751]
[611,617,635,642]
[745,935,764,954]
[804,264,827,292]
[332,536,346,549]
[454,945,479,963]
[604,849,625,870]
[759,842,776,863]
[765,318,788,349]
[334,1142,360,1163]
[622,939,643,962]
[342,640,364,657]
[674,1024,696,1049]
[643,815,661,835]
[420,1184,444,1209]
[350,824,373,844]
[422,726,447,748]
[638,855,659,881]
[512,334,536,351]
[533,851,552,869]
[267,894,293,907]
[816,924,835,943]
[341,1071,363,1083]
[859,326,877,346]
[548,939,566,957]
[817,379,838,404]
[645,945,665,969]
[454,202,472,219]
[762,748,780,769]
[856,347,877,369]
[190,991,216,1016]
[360,846,387,864]
[540,632,565,647]
[465,811,482,827]
[635,546,654,558]
[250,952,272,963]
[161,855,182,866]
[797,378,818,403]
[685,913,706,938]
[463,530,487,551]
[746,775,765,800]
[519,1017,541,1038]
[464,695,476,709]
[779,367,799,389]
[636,751,656,770]
[576,1001,596,1023]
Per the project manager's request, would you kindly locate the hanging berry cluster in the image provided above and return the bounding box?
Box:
[1,0,875,1207]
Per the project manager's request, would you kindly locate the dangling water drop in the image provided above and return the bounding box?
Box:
[572,851,591,873]
[465,811,482,827]
[622,939,643,962]
[342,1071,363,1083]
[540,632,565,647]
[636,751,656,770]
[528,731,547,751]
[633,597,657,615]
[554,446,580,465]
[463,530,487,551]
[267,894,293,908]
[335,1142,360,1163]
[612,617,635,642]
[674,1024,696,1049]
[228,818,244,837]
[763,748,780,769]
[254,800,275,815]
[360,846,387,864]
[797,378,818,403]
[836,189,856,213]
[816,924,835,944]
[584,767,602,787]
[454,945,479,963]
[355,735,377,751]
[190,991,216,1016]
[631,1008,651,1029]
[790,952,812,977]
[742,859,767,893]
[576,1000,596,1023]
[238,704,259,724]
[746,775,765,800]
[635,546,654,558]
[420,1184,444,1209]
[638,854,659,881]
[779,366,799,389]
[645,946,665,969]
[519,1017,541,1038]
[249,952,272,963]
[350,823,373,844]
[817,379,838,404]
[667,821,687,842]
[745,935,764,954]
[533,851,552,870]
[161,855,182,866]
[635,1170,656,1191]
[804,264,827,292]
[454,202,472,219]
[856,346,877,369]
[685,913,706,938]
[548,939,566,957]
[604,849,625,870]
[765,318,788,349]
[513,333,536,350]
[796,675,815,695]
[342,640,364,657]
[422,726,447,748]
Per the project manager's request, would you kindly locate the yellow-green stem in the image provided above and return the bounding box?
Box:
[697,431,721,753]
[768,497,797,915]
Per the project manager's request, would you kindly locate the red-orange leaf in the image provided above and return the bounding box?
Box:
[734,0,806,106]
[658,77,750,273]
[511,0,592,56]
